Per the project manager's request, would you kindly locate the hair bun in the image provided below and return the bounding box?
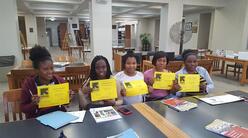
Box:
[29,45,51,61]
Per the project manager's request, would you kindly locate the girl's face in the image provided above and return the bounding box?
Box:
[38,60,54,82]
[95,59,107,79]
[125,57,137,74]
[185,55,198,73]
[155,57,167,71]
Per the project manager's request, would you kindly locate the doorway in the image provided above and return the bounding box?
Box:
[46,28,53,47]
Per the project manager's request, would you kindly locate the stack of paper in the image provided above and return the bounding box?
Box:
[107,128,139,138]
[161,98,197,111]
[206,119,248,138]
[36,111,78,129]
[196,94,244,105]
[90,106,122,123]
[67,111,86,123]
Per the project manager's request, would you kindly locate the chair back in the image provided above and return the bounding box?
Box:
[65,65,90,91]
[142,60,154,72]
[166,61,184,72]
[9,69,36,89]
[198,59,213,74]
[3,89,25,122]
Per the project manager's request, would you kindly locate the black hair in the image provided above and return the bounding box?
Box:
[121,50,137,70]
[29,45,52,69]
[152,51,169,66]
[89,55,112,80]
[182,49,198,61]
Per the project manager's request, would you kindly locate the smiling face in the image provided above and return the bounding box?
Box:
[155,57,167,71]
[95,59,107,79]
[185,54,198,73]
[124,57,137,75]
[38,60,54,82]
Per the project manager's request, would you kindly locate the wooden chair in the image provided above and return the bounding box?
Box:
[54,55,77,63]
[65,65,90,91]
[3,89,25,122]
[166,61,184,72]
[9,69,36,89]
[21,60,32,68]
[142,60,154,72]
[198,59,213,74]
[225,63,243,79]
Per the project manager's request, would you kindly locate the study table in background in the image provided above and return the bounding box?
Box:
[6,63,88,90]
[0,90,247,138]
[206,54,248,85]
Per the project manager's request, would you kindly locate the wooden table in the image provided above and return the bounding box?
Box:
[1,90,247,138]
[206,54,248,85]
[6,63,86,89]
[21,47,32,60]
[68,46,83,58]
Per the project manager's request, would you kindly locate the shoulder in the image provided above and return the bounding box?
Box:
[114,71,125,78]
[196,66,208,73]
[22,76,36,88]
[176,67,185,75]
[144,69,153,75]
[135,71,144,79]
[53,75,65,83]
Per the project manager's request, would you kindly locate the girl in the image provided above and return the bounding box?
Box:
[144,51,180,101]
[176,51,214,96]
[21,46,67,119]
[115,51,144,105]
[79,55,123,110]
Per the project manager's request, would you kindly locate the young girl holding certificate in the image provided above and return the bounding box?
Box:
[20,46,66,119]
[79,56,123,110]
[144,51,180,101]
[115,51,145,105]
[176,51,214,96]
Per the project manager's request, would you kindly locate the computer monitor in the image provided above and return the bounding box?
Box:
[165,52,175,61]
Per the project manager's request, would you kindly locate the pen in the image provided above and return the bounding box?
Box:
[29,89,33,96]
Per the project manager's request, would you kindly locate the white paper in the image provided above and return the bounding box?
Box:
[199,94,243,105]
[53,62,70,67]
[68,111,86,123]
[90,106,122,123]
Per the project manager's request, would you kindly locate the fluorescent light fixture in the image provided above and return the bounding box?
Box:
[49,17,56,21]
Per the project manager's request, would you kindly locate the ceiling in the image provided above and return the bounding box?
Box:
[17,0,218,20]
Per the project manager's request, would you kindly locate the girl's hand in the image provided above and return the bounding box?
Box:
[103,100,116,106]
[200,84,207,93]
[69,90,76,101]
[82,86,92,94]
[31,95,40,105]
[170,80,181,94]
[120,89,126,97]
[148,85,154,94]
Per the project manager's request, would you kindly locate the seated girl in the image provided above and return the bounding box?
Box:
[115,51,145,105]
[144,51,180,101]
[20,46,67,119]
[79,55,123,110]
[176,51,214,96]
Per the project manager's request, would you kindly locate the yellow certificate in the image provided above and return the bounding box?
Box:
[37,83,69,108]
[90,78,118,102]
[123,80,148,97]
[153,72,176,90]
[178,74,200,92]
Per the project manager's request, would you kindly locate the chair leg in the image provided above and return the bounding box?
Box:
[234,66,236,77]
[225,65,228,77]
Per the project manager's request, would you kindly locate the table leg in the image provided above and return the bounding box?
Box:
[240,62,248,85]
[221,60,225,74]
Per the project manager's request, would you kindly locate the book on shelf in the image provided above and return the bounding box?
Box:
[90,106,122,123]
[161,98,197,111]
[206,119,248,138]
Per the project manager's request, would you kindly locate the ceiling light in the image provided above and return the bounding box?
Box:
[49,17,56,21]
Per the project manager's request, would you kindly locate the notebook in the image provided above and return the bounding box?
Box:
[206,119,248,138]
[161,98,197,111]
[195,94,244,105]
[36,111,78,129]
[107,128,139,138]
